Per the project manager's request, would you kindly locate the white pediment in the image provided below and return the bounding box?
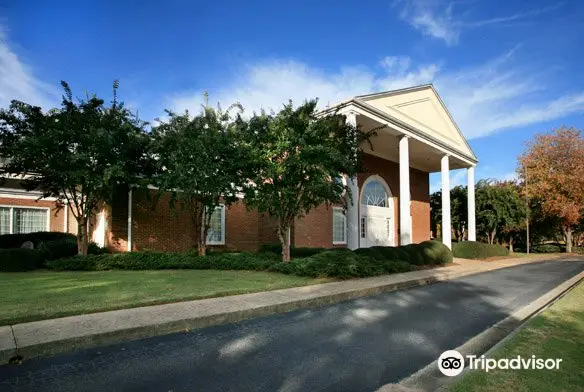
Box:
[358,86,475,158]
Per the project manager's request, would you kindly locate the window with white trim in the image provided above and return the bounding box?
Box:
[0,206,49,235]
[361,180,389,207]
[206,205,225,245]
[332,207,346,244]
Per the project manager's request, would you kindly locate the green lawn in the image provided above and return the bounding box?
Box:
[0,270,328,325]
[449,281,584,392]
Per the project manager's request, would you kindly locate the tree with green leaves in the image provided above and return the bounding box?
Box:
[430,190,442,239]
[0,81,151,254]
[496,181,527,252]
[430,185,467,241]
[242,100,373,262]
[476,179,526,247]
[151,100,245,256]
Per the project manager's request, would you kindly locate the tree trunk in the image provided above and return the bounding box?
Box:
[278,224,291,262]
[565,227,573,253]
[77,216,89,255]
[508,237,514,253]
[192,206,206,257]
[197,234,206,256]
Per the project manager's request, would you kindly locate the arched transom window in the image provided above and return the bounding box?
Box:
[361,180,389,207]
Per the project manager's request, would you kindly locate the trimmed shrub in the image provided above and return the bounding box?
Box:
[259,243,282,254]
[291,247,327,258]
[0,248,45,272]
[88,242,110,255]
[573,246,584,255]
[418,240,453,265]
[206,252,279,271]
[393,247,410,263]
[353,247,385,260]
[46,241,450,279]
[452,241,508,259]
[272,249,413,279]
[47,251,280,272]
[370,246,400,261]
[402,244,425,265]
[531,244,564,254]
[47,252,199,271]
[286,249,373,279]
[38,238,78,261]
[259,243,326,258]
[0,231,76,249]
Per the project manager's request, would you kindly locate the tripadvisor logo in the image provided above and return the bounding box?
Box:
[437,350,563,376]
[438,350,465,377]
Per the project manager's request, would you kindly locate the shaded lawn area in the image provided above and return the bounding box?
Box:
[449,281,584,392]
[0,270,328,326]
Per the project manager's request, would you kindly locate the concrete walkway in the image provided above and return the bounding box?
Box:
[0,254,570,364]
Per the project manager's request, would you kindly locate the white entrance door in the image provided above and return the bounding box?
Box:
[361,205,393,247]
[359,176,395,248]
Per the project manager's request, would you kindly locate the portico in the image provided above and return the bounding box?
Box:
[324,85,478,250]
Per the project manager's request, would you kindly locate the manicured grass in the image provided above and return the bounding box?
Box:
[449,281,584,392]
[0,270,328,325]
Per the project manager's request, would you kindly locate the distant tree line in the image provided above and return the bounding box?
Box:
[431,127,584,252]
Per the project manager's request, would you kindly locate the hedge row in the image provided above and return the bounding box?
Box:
[47,240,452,279]
[0,232,76,249]
[0,248,45,272]
[531,244,564,253]
[47,251,279,272]
[0,232,109,272]
[354,240,453,266]
[259,243,327,258]
[452,241,509,259]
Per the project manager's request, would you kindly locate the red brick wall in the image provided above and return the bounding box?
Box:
[224,202,260,251]
[293,204,335,248]
[104,153,430,253]
[108,188,262,252]
[410,166,431,243]
[258,213,279,246]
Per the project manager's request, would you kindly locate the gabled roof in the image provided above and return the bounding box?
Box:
[324,84,478,164]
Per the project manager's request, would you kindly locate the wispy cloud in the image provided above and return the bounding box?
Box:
[0,26,57,110]
[395,1,563,45]
[171,48,584,140]
[172,59,439,116]
[429,168,518,193]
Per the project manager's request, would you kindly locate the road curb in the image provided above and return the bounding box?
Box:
[379,269,584,392]
[0,255,576,365]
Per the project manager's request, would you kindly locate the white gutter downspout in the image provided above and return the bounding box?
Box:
[127,188,133,252]
[64,203,68,233]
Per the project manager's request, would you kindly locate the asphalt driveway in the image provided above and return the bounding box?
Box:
[1,258,583,392]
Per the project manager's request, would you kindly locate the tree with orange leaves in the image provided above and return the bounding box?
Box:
[518,127,584,253]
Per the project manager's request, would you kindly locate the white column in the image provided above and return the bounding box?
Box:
[441,155,452,249]
[127,188,133,252]
[467,166,476,241]
[399,135,411,245]
[345,112,359,250]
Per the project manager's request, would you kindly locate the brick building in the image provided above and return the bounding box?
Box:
[0,85,478,252]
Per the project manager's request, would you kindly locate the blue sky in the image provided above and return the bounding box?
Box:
[1,0,583,191]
